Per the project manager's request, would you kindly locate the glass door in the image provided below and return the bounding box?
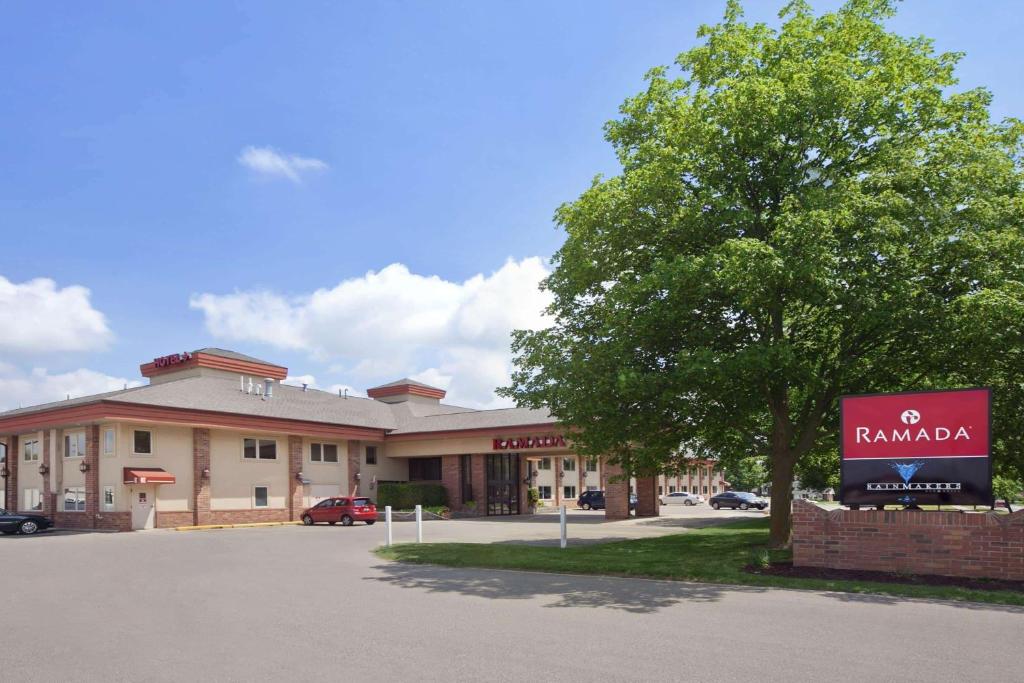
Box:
[486,453,520,515]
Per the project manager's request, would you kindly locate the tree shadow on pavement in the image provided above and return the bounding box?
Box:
[365,562,766,613]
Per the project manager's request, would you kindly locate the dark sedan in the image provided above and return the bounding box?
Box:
[0,508,53,535]
[709,491,768,510]
[576,490,638,511]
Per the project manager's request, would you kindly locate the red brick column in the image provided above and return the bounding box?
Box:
[471,453,486,515]
[4,435,17,511]
[603,459,630,520]
[192,428,211,526]
[287,435,303,520]
[554,458,563,507]
[441,454,461,509]
[635,475,659,517]
[517,454,529,515]
[41,431,52,516]
[84,425,99,529]
[577,456,586,504]
[347,441,360,497]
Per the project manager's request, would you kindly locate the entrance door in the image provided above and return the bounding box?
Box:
[131,488,155,530]
[486,453,520,516]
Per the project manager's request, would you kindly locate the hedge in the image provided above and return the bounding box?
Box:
[377,482,449,509]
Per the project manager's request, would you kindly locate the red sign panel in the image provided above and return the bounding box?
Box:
[493,435,566,451]
[841,388,990,460]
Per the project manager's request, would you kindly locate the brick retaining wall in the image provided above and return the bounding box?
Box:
[792,499,1024,581]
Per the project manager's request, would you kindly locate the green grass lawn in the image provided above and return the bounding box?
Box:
[375,518,1024,607]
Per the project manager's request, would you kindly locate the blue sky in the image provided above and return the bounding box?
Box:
[1,0,1021,409]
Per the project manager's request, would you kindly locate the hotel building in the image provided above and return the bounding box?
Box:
[0,348,726,530]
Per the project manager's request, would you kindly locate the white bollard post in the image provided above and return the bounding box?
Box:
[560,505,567,549]
[385,505,393,547]
[415,504,423,543]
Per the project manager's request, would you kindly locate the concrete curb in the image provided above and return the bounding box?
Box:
[173,521,302,532]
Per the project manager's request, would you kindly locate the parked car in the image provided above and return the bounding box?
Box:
[659,491,705,506]
[576,490,638,511]
[301,497,377,526]
[709,491,768,510]
[0,508,53,535]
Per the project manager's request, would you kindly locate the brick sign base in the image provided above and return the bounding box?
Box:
[792,499,1024,581]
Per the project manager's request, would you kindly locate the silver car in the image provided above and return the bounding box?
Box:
[659,491,705,506]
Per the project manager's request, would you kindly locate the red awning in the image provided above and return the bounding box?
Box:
[123,467,176,485]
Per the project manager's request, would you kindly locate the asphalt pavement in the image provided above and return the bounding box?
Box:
[2,508,1021,682]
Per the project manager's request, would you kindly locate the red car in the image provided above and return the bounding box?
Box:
[301,497,377,526]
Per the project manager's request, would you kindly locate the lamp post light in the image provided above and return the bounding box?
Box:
[78,461,89,473]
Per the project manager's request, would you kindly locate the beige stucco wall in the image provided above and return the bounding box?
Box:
[300,436,348,502]
[209,429,287,510]
[95,422,194,513]
[17,430,44,510]
[361,440,405,486]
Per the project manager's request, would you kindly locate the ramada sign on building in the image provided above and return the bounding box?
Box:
[839,388,992,507]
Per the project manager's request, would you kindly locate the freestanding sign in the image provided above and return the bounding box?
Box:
[839,388,992,506]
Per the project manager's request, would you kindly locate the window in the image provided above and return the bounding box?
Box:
[310,442,339,464]
[460,454,473,503]
[669,486,676,493]
[537,457,551,470]
[538,485,553,500]
[243,438,277,461]
[63,487,86,512]
[692,486,698,494]
[712,486,718,494]
[64,432,86,458]
[562,457,576,472]
[22,488,42,511]
[702,486,708,494]
[253,486,269,508]
[658,486,663,495]
[102,486,115,511]
[365,446,378,465]
[586,458,598,472]
[23,439,40,462]
[132,429,153,455]
[563,485,577,499]
[409,457,442,481]
[586,485,598,491]
[102,428,115,456]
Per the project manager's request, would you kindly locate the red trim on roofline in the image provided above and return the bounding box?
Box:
[0,401,385,440]
[140,352,288,380]
[366,384,446,400]
[385,423,565,442]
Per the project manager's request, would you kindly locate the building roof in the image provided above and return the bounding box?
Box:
[0,349,562,437]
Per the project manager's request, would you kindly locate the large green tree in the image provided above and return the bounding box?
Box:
[502,0,1024,546]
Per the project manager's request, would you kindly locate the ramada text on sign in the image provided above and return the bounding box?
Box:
[153,352,193,368]
[493,435,567,450]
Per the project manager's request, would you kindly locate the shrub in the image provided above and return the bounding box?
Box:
[377,482,449,509]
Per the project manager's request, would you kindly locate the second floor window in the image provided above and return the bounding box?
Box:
[65,432,86,458]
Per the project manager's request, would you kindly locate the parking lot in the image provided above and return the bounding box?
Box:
[4,505,1022,682]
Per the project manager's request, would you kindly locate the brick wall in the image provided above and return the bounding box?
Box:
[635,475,659,517]
[95,512,132,532]
[470,453,486,515]
[604,460,630,520]
[157,511,195,528]
[41,431,52,516]
[792,499,1024,581]
[84,425,99,529]
[193,428,211,526]
[5,435,18,511]
[208,509,290,525]
[441,454,461,509]
[348,441,360,497]
[287,435,303,520]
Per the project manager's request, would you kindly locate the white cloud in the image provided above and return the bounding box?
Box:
[190,257,552,407]
[237,145,328,183]
[282,374,363,399]
[0,276,112,354]
[0,364,142,411]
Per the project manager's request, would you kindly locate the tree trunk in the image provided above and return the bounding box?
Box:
[768,448,797,548]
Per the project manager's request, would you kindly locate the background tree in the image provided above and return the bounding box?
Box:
[724,456,770,493]
[502,0,1024,546]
